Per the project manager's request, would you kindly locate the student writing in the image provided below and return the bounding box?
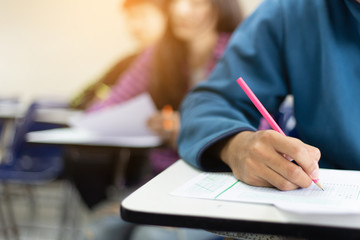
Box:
[178,0,360,191]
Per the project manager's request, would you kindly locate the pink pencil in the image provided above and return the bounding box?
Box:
[236,77,324,191]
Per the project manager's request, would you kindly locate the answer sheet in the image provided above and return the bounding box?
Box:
[171,169,360,214]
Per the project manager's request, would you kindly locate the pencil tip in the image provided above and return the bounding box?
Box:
[316,182,324,191]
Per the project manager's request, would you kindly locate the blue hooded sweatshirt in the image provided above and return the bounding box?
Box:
[178,0,360,171]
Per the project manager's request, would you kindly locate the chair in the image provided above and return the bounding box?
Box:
[0,97,21,239]
[0,101,78,240]
[0,97,20,167]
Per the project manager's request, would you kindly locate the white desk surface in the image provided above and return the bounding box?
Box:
[121,160,360,239]
[0,103,77,123]
[35,108,80,125]
[26,128,162,148]
[0,103,22,119]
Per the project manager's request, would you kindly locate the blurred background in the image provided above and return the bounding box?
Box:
[0,0,262,103]
[0,0,263,239]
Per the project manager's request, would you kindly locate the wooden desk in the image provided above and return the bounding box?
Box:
[121,160,360,240]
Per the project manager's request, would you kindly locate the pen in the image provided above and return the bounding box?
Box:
[236,77,324,191]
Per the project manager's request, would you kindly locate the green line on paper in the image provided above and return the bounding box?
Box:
[215,180,239,199]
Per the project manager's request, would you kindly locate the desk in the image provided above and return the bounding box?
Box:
[121,160,360,240]
[27,127,163,207]
[26,128,162,148]
[35,108,80,125]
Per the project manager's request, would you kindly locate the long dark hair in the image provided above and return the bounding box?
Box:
[149,0,243,110]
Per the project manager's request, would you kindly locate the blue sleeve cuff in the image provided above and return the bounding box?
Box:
[196,127,256,172]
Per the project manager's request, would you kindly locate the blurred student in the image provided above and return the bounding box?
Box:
[87,0,242,174]
[81,0,243,239]
[65,0,167,210]
[70,0,167,110]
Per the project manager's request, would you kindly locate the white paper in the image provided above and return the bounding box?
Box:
[69,93,157,137]
[171,169,360,214]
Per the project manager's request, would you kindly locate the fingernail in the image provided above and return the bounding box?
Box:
[310,168,319,179]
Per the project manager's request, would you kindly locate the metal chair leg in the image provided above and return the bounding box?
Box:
[57,180,80,240]
[0,194,10,240]
[114,148,131,190]
[2,182,20,240]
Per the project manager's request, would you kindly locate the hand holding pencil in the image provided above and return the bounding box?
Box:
[219,77,322,191]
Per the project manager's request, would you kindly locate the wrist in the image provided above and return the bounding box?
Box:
[220,131,254,167]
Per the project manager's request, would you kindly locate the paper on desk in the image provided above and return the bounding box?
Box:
[69,93,157,137]
[171,169,360,214]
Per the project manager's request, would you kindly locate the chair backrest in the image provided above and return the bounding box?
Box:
[0,97,20,139]
[0,101,66,182]
[11,100,68,155]
[11,102,38,157]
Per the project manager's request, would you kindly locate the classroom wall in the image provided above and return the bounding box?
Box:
[0,0,263,104]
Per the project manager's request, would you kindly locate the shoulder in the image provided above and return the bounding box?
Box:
[125,46,156,72]
[136,46,156,63]
[229,0,333,43]
[261,0,329,12]
[272,0,339,24]
[246,0,330,23]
